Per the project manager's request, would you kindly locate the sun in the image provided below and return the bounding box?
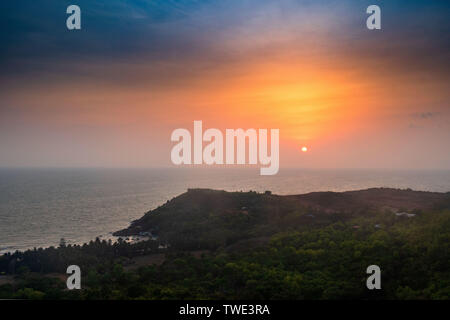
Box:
[301,146,308,152]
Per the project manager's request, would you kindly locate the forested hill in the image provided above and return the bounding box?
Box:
[1,187,449,299]
[114,188,450,250]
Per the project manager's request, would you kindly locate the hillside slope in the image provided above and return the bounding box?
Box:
[114,188,450,250]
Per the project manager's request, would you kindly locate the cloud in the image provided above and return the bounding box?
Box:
[2,0,449,84]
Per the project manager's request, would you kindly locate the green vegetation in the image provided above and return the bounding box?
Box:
[0,188,449,299]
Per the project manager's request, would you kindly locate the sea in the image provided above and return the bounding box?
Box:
[1,167,449,254]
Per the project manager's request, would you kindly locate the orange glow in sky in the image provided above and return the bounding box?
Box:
[1,1,449,169]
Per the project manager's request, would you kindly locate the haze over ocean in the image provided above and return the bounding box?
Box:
[1,167,449,253]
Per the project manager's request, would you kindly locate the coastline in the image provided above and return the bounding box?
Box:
[0,187,450,255]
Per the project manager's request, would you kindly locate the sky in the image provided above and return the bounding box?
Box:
[0,0,449,169]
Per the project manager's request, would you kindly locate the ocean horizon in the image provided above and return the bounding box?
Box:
[1,167,450,254]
